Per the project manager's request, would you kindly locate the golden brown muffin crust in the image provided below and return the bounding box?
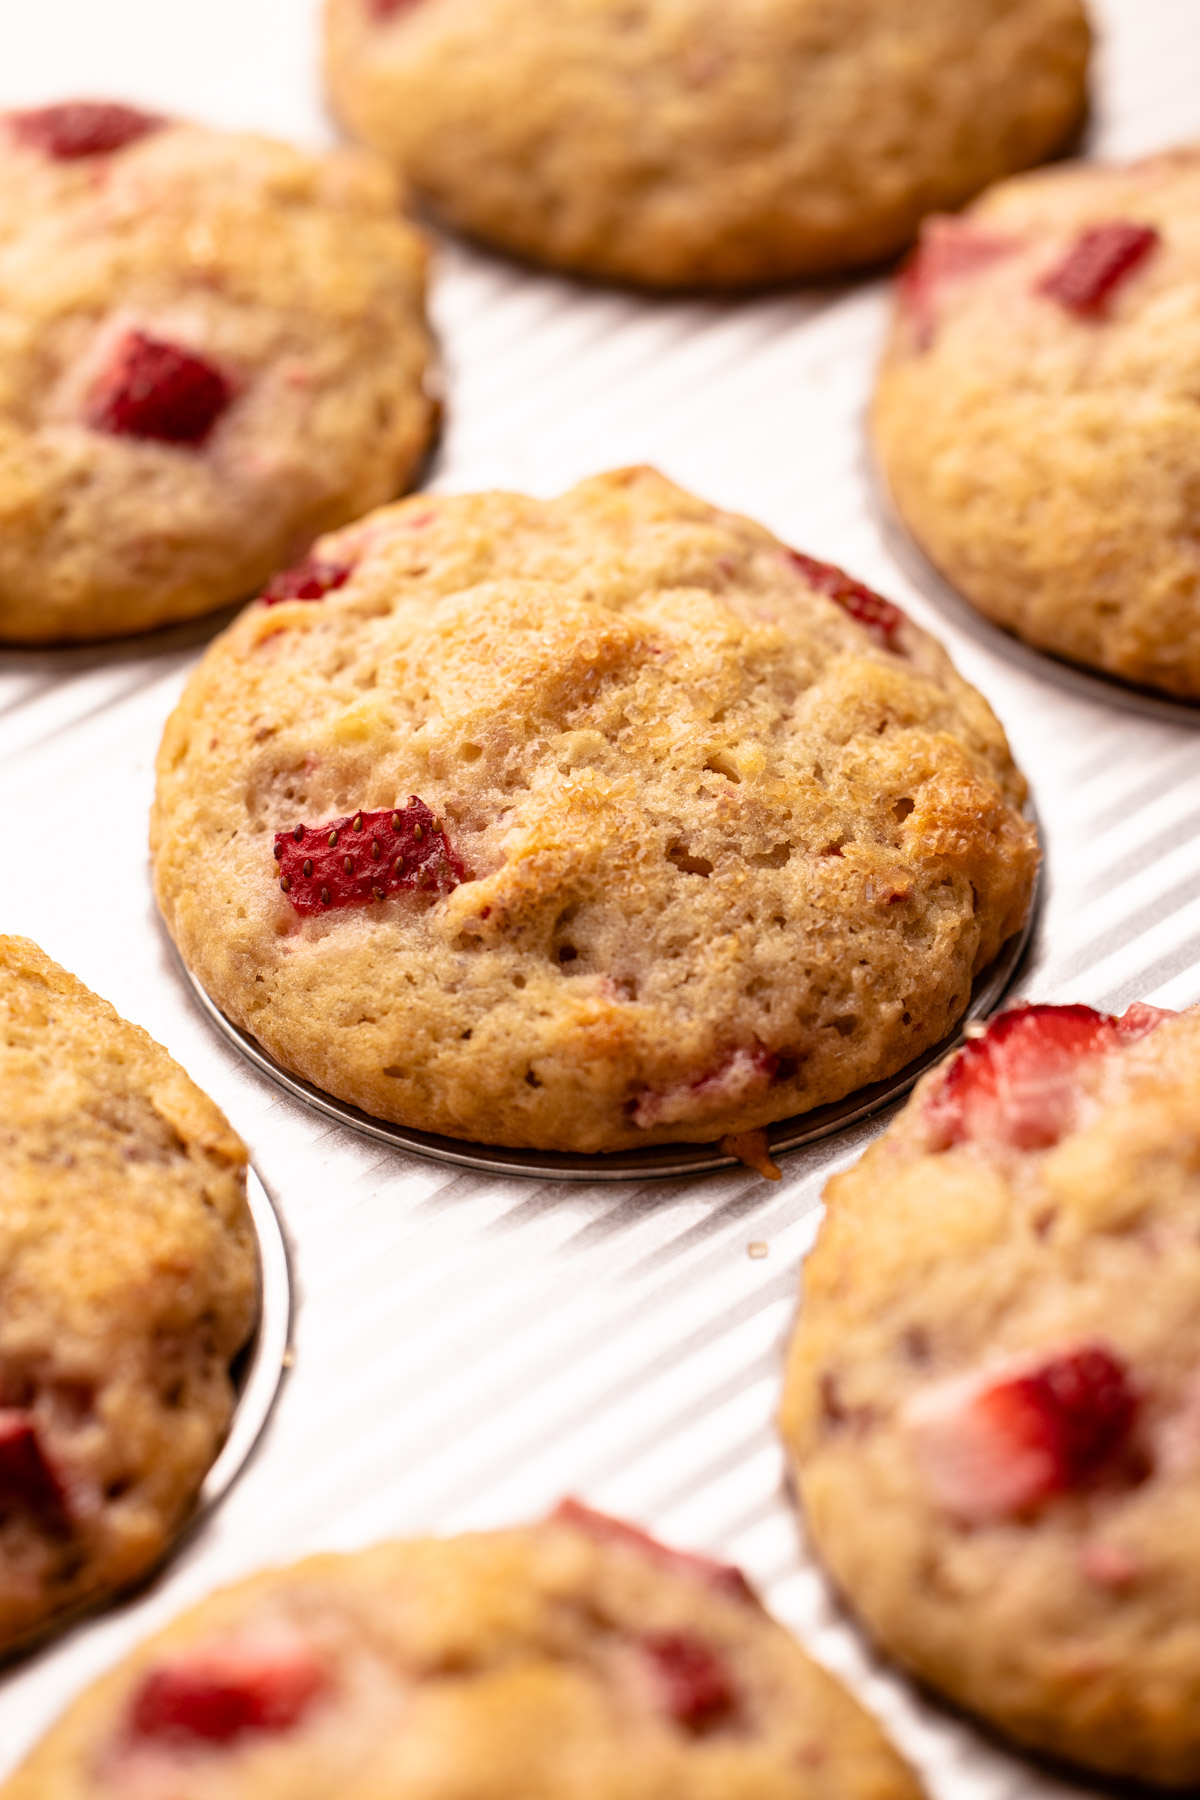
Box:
[0,112,435,642]
[783,1005,1200,1784]
[0,936,257,1654]
[875,145,1200,698]
[152,467,1037,1154]
[3,1511,923,1799]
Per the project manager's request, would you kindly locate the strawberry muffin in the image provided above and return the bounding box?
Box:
[875,145,1200,699]
[0,101,435,642]
[323,0,1090,290]
[2,1501,922,1800]
[0,936,257,1655]
[782,999,1200,1783]
[151,466,1037,1155]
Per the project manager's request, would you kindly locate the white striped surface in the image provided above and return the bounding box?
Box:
[0,3,1198,1794]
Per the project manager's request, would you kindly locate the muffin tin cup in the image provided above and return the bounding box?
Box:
[196,1167,292,1515]
[871,460,1200,728]
[172,857,1040,1182]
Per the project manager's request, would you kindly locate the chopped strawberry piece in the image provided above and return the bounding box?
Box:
[260,557,353,606]
[8,101,163,160]
[632,1044,779,1131]
[274,799,466,915]
[1002,1350,1137,1485]
[642,1632,738,1733]
[925,1001,1172,1153]
[128,1634,329,1747]
[907,1346,1138,1523]
[1113,1000,1175,1039]
[1040,222,1160,317]
[0,1410,68,1520]
[87,331,233,446]
[899,216,1017,348]
[1079,1539,1141,1589]
[786,551,907,654]
[369,0,423,16]
[553,1500,754,1605]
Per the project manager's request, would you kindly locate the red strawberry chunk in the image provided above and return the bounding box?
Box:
[632,1043,779,1131]
[0,1410,68,1520]
[925,1001,1173,1153]
[1112,1000,1174,1039]
[128,1634,329,1747]
[274,799,466,915]
[553,1500,754,1605]
[369,0,423,17]
[261,557,354,606]
[642,1632,738,1734]
[87,331,232,446]
[1040,222,1160,317]
[899,216,1017,348]
[8,101,163,160]
[786,551,908,654]
[907,1346,1137,1523]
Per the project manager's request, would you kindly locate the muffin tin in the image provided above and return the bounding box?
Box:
[1,0,1199,1794]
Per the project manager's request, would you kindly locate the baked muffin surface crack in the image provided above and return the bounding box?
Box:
[153,466,1037,1152]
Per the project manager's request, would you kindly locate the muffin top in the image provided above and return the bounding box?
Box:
[0,936,257,1654]
[3,1503,921,1800]
[153,467,1036,1154]
[875,144,1200,699]
[783,1000,1200,1783]
[324,0,1090,289]
[0,103,434,641]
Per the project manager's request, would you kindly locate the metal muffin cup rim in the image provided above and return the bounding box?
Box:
[195,1166,292,1516]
